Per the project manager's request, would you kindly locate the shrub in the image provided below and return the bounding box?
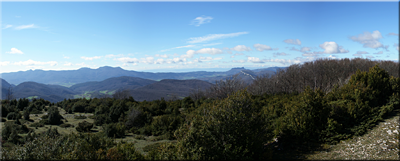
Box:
[103,123,125,138]
[47,106,62,125]
[23,110,30,120]
[173,90,272,160]
[6,112,20,120]
[76,121,93,132]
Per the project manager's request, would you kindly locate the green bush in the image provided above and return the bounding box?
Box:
[76,121,93,132]
[172,90,272,160]
[6,112,20,120]
[47,106,62,125]
[103,123,125,138]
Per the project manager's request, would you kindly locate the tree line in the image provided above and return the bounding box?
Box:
[1,57,399,160]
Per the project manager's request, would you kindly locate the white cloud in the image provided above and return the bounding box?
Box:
[283,39,301,45]
[63,55,70,59]
[232,59,247,63]
[388,33,399,36]
[6,48,24,54]
[105,54,124,58]
[63,62,72,66]
[253,43,272,52]
[0,61,10,66]
[203,43,222,46]
[247,57,264,63]
[14,24,37,30]
[155,54,169,58]
[395,43,399,51]
[191,16,213,27]
[161,45,196,52]
[301,47,311,52]
[373,51,383,54]
[187,48,224,56]
[273,52,289,57]
[328,55,338,59]
[81,56,102,60]
[366,55,374,59]
[356,51,369,54]
[181,50,196,58]
[115,57,139,63]
[349,30,387,50]
[234,53,244,56]
[2,25,12,29]
[319,42,349,54]
[141,57,155,64]
[197,48,223,55]
[187,32,248,44]
[14,59,57,66]
[231,45,252,52]
[155,58,165,64]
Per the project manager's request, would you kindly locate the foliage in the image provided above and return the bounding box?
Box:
[103,123,125,138]
[171,90,272,160]
[47,106,63,125]
[76,121,94,132]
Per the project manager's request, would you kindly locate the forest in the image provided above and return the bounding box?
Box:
[1,57,399,160]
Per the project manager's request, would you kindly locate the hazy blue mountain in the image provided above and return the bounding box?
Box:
[0,66,287,86]
[70,76,156,93]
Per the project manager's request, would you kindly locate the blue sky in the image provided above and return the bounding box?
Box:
[1,2,398,73]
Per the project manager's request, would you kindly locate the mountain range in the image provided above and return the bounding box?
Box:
[0,66,286,102]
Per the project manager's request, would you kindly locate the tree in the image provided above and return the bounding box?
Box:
[47,106,62,125]
[6,87,14,101]
[173,90,272,160]
[76,121,94,132]
[112,89,131,100]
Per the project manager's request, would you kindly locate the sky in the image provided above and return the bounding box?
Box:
[1,1,399,73]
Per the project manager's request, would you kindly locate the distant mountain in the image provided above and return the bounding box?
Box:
[13,81,78,102]
[1,78,13,100]
[131,79,213,101]
[0,66,287,86]
[70,76,156,93]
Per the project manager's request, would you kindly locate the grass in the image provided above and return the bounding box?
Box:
[4,106,175,156]
[26,96,39,100]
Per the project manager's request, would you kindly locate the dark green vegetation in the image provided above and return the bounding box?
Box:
[1,58,399,160]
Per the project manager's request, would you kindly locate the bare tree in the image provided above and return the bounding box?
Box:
[112,89,131,99]
[206,74,246,99]
[6,87,14,100]
[189,86,206,101]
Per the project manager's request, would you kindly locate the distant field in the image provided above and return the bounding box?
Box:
[26,96,39,99]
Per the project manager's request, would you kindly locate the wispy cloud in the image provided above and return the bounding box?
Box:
[14,24,37,30]
[395,43,399,51]
[373,51,383,54]
[387,33,399,36]
[283,39,301,45]
[14,59,57,66]
[2,25,12,29]
[191,16,213,27]
[81,56,102,60]
[203,43,222,46]
[0,61,10,66]
[349,30,388,50]
[187,32,248,44]
[6,48,24,54]
[161,45,195,52]
[273,52,289,57]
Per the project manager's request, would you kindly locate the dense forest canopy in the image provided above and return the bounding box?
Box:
[1,58,399,160]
